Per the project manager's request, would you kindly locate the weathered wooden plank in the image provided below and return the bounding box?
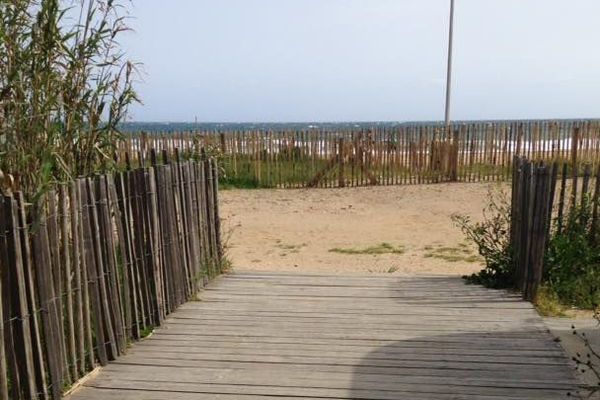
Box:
[74,379,575,400]
[3,194,38,398]
[87,365,577,394]
[96,176,126,355]
[60,185,78,383]
[110,346,571,366]
[1,195,23,398]
[15,192,48,397]
[114,170,140,339]
[95,361,577,388]
[70,183,86,378]
[0,235,9,400]
[145,167,165,323]
[67,388,342,400]
[129,169,151,330]
[79,179,109,366]
[75,180,95,371]
[47,190,70,385]
[31,195,64,399]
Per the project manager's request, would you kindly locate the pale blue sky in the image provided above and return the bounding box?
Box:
[122,0,600,122]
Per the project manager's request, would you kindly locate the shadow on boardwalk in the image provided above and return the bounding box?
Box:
[349,332,580,400]
[348,276,580,399]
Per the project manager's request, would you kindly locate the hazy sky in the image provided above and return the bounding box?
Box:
[122,0,600,122]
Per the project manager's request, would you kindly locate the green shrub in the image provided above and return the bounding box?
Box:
[453,181,600,311]
[544,196,600,309]
[452,188,514,289]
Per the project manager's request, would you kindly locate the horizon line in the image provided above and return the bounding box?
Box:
[123,117,600,124]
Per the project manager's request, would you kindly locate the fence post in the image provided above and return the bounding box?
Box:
[211,159,223,263]
[581,164,592,210]
[3,194,38,398]
[220,132,227,154]
[338,138,345,188]
[516,160,532,292]
[524,164,551,301]
[591,165,600,245]
[0,268,7,400]
[31,197,64,400]
[546,162,559,242]
[510,157,522,284]
[557,163,568,234]
[571,127,580,205]
[449,129,460,181]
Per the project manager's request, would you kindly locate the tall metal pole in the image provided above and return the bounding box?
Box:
[444,0,455,126]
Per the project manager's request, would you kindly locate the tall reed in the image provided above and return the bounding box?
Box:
[0,0,139,199]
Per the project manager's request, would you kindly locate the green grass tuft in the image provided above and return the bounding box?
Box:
[329,242,405,255]
[534,286,566,317]
[140,326,155,339]
[424,243,482,263]
[275,242,306,256]
[220,176,274,190]
[276,243,306,251]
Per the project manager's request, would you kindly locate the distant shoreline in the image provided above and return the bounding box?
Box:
[120,118,600,133]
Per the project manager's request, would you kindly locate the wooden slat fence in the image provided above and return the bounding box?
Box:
[120,120,600,188]
[511,156,600,300]
[0,155,223,399]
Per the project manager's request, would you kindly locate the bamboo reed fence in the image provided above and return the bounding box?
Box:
[0,154,223,400]
[120,120,600,188]
[511,157,600,300]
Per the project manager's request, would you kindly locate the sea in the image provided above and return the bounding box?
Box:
[119,119,597,133]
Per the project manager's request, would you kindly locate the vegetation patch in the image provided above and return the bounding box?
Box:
[219,257,234,273]
[275,242,306,256]
[0,0,138,198]
[365,266,400,274]
[220,176,274,190]
[276,243,306,251]
[329,242,405,256]
[423,244,481,263]
[140,326,155,339]
[454,185,600,311]
[544,197,600,310]
[533,285,566,317]
[452,187,514,289]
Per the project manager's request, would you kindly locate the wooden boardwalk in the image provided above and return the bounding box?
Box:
[67,272,580,400]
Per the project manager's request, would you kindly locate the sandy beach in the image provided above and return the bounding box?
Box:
[220,181,508,276]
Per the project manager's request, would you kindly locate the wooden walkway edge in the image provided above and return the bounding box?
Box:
[65,272,581,400]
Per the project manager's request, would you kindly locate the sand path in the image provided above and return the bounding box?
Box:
[220,182,507,276]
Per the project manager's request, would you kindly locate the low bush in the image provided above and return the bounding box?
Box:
[452,188,514,289]
[454,185,600,311]
[544,196,600,310]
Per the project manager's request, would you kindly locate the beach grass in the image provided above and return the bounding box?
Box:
[423,243,481,263]
[534,286,566,317]
[329,242,405,256]
[218,154,516,189]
